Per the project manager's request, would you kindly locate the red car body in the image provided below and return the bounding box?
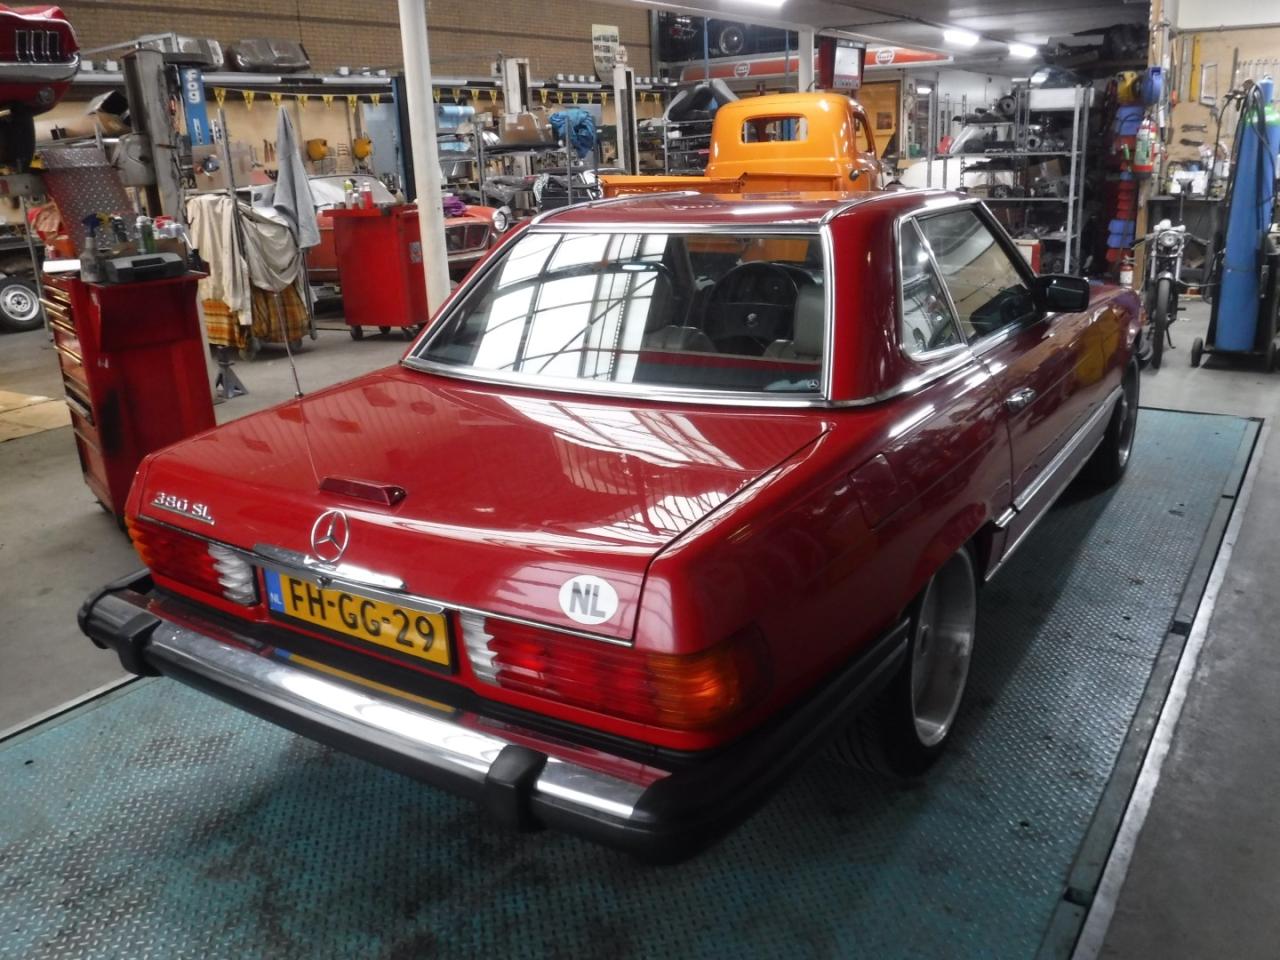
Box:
[0,5,78,114]
[81,190,1142,859]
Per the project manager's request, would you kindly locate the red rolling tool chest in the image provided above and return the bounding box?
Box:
[42,273,215,520]
[330,206,428,339]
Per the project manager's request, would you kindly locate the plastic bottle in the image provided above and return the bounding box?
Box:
[343,178,356,209]
[1134,117,1156,175]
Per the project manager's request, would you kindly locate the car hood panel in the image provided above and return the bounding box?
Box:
[136,367,828,640]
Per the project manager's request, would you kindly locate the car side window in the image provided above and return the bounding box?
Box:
[899,220,963,355]
[916,209,1038,339]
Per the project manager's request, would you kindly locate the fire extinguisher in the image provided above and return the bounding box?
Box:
[1134,116,1156,175]
[1119,252,1135,287]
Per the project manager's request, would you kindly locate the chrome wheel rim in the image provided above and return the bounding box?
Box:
[1,284,38,323]
[910,551,977,748]
[1116,375,1138,468]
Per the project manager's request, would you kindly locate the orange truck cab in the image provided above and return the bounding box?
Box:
[603,92,884,198]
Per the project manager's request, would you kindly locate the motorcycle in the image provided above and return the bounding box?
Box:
[1141,219,1205,370]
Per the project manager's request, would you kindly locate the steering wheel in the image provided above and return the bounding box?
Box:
[704,262,800,350]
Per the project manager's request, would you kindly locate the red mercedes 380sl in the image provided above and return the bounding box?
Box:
[81,191,1141,860]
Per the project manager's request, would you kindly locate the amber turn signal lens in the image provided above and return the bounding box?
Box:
[462,614,765,731]
[127,517,257,606]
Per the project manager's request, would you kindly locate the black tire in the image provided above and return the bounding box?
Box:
[0,109,36,171]
[1085,362,1139,487]
[238,335,260,361]
[831,548,978,778]
[717,24,746,56]
[0,276,43,332]
[378,325,391,335]
[348,325,364,341]
[1190,337,1204,368]
[1151,277,1171,370]
[287,338,303,352]
[401,325,419,341]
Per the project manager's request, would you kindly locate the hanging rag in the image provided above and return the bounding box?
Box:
[549,109,597,159]
[272,106,320,250]
[186,193,305,322]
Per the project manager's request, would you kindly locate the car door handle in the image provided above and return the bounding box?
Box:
[1005,388,1037,412]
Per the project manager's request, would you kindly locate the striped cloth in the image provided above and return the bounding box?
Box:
[202,284,309,349]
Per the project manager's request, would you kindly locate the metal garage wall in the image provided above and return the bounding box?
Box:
[1172,0,1280,30]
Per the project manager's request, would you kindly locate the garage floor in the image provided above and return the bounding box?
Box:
[0,321,405,733]
[0,302,1278,959]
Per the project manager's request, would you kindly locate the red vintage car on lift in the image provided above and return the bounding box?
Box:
[299,175,509,287]
[81,190,1142,861]
[0,5,79,169]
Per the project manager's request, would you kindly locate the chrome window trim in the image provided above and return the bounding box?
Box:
[820,221,836,402]
[894,216,967,362]
[522,222,831,235]
[136,514,632,645]
[400,359,834,409]
[819,188,940,225]
[404,224,834,407]
[825,346,978,408]
[528,190,703,226]
[909,199,1047,354]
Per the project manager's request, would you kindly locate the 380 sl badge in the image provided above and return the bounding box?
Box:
[150,491,215,525]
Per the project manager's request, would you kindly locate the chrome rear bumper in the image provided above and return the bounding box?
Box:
[80,571,907,861]
[0,55,80,85]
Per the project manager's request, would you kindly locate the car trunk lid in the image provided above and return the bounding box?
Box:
[135,366,829,641]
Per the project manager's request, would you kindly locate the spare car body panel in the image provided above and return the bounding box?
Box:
[225,37,310,73]
[0,4,78,112]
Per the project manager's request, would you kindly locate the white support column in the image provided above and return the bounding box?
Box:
[798,29,816,93]
[396,0,451,316]
[613,65,638,175]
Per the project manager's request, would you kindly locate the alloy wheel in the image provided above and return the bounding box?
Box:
[909,550,978,748]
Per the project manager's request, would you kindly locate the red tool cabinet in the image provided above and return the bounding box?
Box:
[42,273,215,520]
[330,206,428,338]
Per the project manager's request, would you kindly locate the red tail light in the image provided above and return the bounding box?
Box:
[461,613,763,730]
[127,518,257,605]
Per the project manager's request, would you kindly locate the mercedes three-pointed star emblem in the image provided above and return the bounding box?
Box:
[310,509,350,564]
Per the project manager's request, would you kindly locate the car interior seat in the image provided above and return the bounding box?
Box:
[763,284,823,361]
[642,272,714,353]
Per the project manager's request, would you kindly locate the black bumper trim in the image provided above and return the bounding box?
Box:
[79,570,909,862]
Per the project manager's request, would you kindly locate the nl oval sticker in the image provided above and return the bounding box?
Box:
[558,575,619,625]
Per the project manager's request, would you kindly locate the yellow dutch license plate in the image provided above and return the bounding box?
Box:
[264,570,451,669]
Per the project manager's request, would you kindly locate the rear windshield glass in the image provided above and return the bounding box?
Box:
[742,116,809,143]
[413,230,825,395]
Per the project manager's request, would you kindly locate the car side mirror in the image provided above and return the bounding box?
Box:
[1036,274,1091,312]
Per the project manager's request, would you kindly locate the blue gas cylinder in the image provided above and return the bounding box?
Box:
[1216,78,1278,351]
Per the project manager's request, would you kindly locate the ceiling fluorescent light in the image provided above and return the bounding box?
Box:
[730,0,788,6]
[1008,42,1037,59]
[943,28,980,48]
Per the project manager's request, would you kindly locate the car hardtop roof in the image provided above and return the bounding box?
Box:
[534,189,960,230]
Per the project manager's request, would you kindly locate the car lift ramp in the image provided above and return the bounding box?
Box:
[0,409,1259,960]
